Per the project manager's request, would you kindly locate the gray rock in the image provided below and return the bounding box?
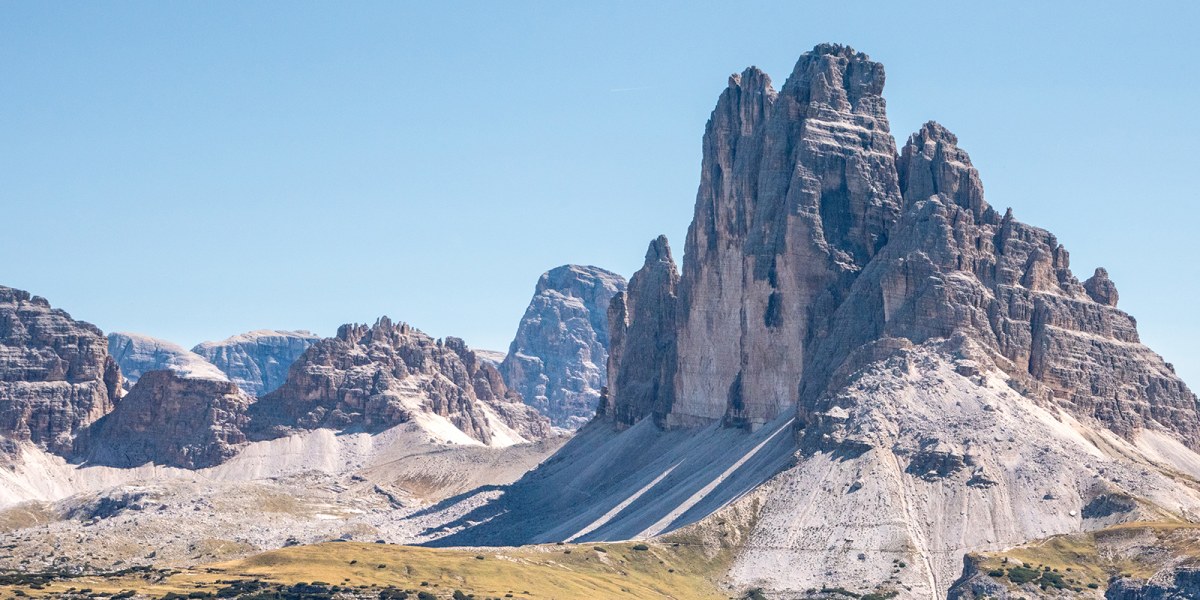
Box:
[605,44,1198,447]
[668,44,905,429]
[601,236,679,427]
[1107,570,1200,599]
[500,265,625,429]
[1084,267,1120,307]
[107,332,226,387]
[0,285,121,455]
[250,317,552,445]
[192,330,319,396]
[73,369,252,469]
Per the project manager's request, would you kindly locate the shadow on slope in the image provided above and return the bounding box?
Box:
[425,413,798,546]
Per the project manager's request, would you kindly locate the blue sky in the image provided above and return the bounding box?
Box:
[3,2,1199,383]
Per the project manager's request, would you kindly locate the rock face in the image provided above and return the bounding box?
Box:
[500,265,626,429]
[663,45,904,429]
[73,370,252,469]
[0,286,121,455]
[192,330,319,396]
[600,237,678,427]
[606,44,1198,445]
[251,317,552,446]
[1108,571,1200,599]
[445,44,1200,598]
[107,332,226,387]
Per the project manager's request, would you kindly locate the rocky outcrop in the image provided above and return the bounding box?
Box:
[192,330,319,396]
[251,318,552,446]
[0,286,121,455]
[517,43,1200,598]
[73,369,252,469]
[796,120,1198,445]
[601,236,679,427]
[500,265,625,429]
[108,332,226,387]
[1084,267,1120,307]
[1108,571,1200,599]
[603,43,1198,446]
[662,45,905,429]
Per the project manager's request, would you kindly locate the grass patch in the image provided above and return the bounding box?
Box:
[0,540,728,599]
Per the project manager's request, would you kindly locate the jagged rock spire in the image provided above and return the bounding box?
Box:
[1084,267,1119,307]
[671,43,904,428]
[898,121,988,218]
[602,235,678,427]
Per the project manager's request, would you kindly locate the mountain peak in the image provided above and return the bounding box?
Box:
[898,120,988,217]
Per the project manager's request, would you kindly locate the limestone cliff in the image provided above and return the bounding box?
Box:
[74,369,252,469]
[192,330,319,396]
[0,286,121,455]
[500,265,625,429]
[251,317,552,446]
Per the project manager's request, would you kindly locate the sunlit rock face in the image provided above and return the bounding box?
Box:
[501,265,625,429]
[250,317,553,446]
[604,43,1198,445]
[192,330,319,396]
[108,332,226,387]
[73,369,252,469]
[0,285,121,456]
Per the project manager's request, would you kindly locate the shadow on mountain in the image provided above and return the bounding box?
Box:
[425,413,798,546]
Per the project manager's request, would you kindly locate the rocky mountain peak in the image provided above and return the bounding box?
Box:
[781,43,885,115]
[73,369,252,469]
[501,265,626,429]
[0,285,121,455]
[898,120,988,218]
[602,236,679,427]
[191,329,319,396]
[252,318,551,446]
[1084,267,1120,307]
[671,42,904,428]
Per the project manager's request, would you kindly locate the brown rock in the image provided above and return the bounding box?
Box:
[0,285,121,455]
[251,317,552,444]
[74,369,251,469]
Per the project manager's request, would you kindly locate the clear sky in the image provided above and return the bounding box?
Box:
[3,2,1199,384]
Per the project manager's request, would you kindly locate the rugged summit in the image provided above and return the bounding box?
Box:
[73,369,253,469]
[252,317,552,446]
[0,286,121,455]
[435,44,1200,598]
[192,330,319,396]
[601,236,679,427]
[604,45,1198,445]
[500,265,626,429]
[107,332,226,386]
[663,44,904,429]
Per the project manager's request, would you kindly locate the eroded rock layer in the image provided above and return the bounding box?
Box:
[192,330,319,396]
[500,265,625,429]
[74,369,252,469]
[0,286,120,455]
[251,317,552,446]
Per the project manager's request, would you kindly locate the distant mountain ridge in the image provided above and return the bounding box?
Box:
[192,329,319,396]
[107,331,228,386]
